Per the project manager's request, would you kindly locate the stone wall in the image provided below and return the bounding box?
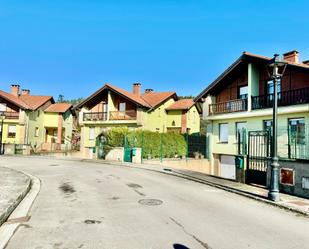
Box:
[278,160,309,199]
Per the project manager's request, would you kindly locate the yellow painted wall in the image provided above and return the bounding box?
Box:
[1,121,23,144]
[144,98,175,132]
[186,105,200,134]
[27,109,45,147]
[166,110,182,128]
[44,113,59,127]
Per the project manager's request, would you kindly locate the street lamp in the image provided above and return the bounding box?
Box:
[266,54,287,202]
[0,112,5,155]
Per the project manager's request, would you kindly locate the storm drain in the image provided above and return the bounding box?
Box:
[138,199,163,206]
[84,219,102,224]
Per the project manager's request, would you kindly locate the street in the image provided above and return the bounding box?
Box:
[2,156,309,249]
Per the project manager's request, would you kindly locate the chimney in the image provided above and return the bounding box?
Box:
[21,89,30,95]
[283,50,299,63]
[132,82,141,97]
[302,60,309,65]
[11,84,20,97]
[145,88,154,94]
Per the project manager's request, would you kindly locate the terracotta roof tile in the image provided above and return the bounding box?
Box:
[0,90,29,109]
[141,92,176,108]
[19,95,53,110]
[166,99,195,111]
[44,103,72,113]
[105,83,150,107]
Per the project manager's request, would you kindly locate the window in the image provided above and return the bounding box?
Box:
[238,86,248,99]
[289,118,305,144]
[89,127,96,140]
[8,125,16,138]
[119,103,126,113]
[0,103,6,112]
[219,123,228,143]
[236,122,246,142]
[103,103,108,113]
[267,80,281,100]
[35,127,39,137]
[263,120,273,133]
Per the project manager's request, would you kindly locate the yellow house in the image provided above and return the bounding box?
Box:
[0,84,74,154]
[75,82,201,158]
[195,50,309,185]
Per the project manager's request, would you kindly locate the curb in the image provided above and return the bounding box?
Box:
[83,159,309,217]
[0,169,31,227]
[0,172,41,249]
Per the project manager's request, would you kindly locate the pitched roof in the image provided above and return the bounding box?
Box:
[44,103,72,113]
[75,83,177,110]
[105,83,150,107]
[194,51,309,102]
[19,95,53,110]
[0,90,29,109]
[166,99,195,111]
[141,92,177,109]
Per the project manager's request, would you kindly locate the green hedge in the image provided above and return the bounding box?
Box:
[105,127,186,159]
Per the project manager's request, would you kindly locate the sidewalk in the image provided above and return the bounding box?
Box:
[87,159,309,216]
[0,167,31,226]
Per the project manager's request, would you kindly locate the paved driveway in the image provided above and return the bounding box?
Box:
[2,156,309,249]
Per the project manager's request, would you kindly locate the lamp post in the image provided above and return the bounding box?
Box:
[0,112,5,155]
[266,54,287,202]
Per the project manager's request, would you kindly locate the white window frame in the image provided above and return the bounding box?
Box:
[89,127,96,140]
[219,123,228,143]
[8,125,16,138]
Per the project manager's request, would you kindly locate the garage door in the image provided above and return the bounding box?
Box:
[220,155,236,180]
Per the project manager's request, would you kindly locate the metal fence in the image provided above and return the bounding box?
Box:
[237,124,309,161]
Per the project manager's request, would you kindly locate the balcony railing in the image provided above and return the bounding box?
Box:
[0,111,19,119]
[109,110,137,120]
[83,112,108,121]
[252,87,309,110]
[209,99,247,115]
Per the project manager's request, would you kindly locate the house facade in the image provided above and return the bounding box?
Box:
[195,50,309,184]
[76,83,201,158]
[0,84,74,154]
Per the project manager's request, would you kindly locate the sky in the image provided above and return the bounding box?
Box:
[1,0,309,100]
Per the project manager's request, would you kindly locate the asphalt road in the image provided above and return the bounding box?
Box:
[2,156,309,249]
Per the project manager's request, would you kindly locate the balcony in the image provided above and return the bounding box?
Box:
[252,87,309,110]
[83,110,137,122]
[83,112,107,121]
[0,111,19,119]
[209,99,247,115]
[109,110,137,120]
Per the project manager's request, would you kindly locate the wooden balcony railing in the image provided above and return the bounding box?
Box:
[252,87,309,110]
[109,110,137,120]
[209,99,247,115]
[83,112,108,121]
[0,111,19,119]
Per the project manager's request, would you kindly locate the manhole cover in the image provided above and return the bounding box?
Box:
[138,199,163,206]
[49,164,59,167]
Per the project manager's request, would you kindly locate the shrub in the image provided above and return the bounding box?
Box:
[104,128,186,159]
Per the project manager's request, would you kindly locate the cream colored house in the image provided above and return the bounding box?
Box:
[195,50,309,184]
[75,82,201,158]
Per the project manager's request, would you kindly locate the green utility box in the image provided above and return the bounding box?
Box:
[235,155,244,169]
